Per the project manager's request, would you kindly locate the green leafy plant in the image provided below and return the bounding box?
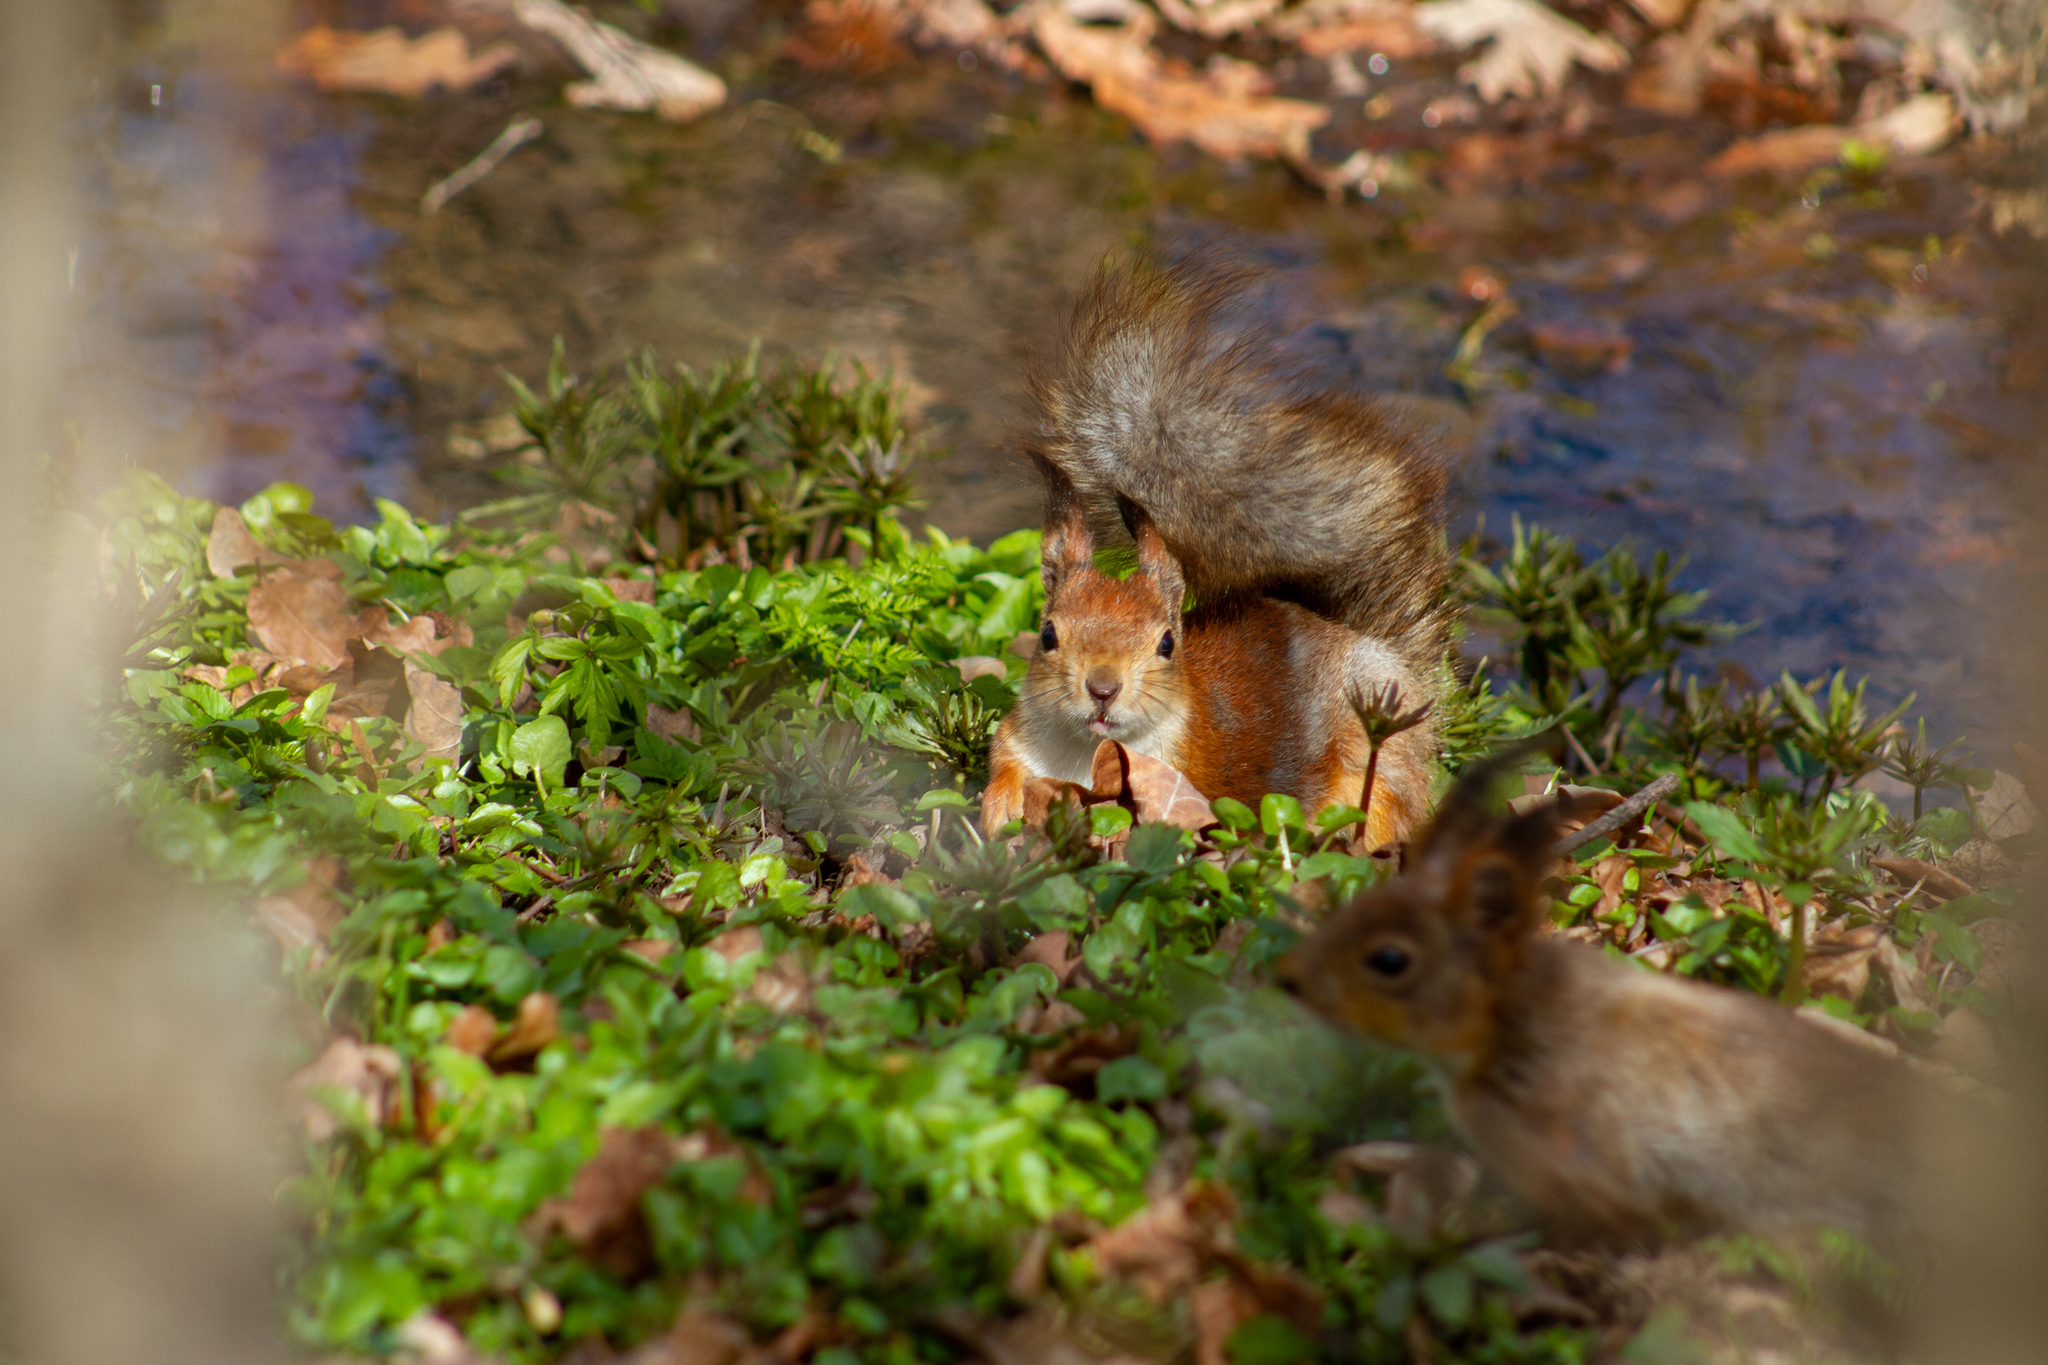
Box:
[471,341,938,571]
[1686,793,1883,1003]
[90,462,1986,1365]
[1776,670,1913,803]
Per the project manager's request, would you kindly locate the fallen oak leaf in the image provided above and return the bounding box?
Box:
[205,507,286,578]
[1153,0,1285,39]
[286,1036,402,1141]
[1803,921,1886,1001]
[1015,929,1084,986]
[1414,0,1627,103]
[404,663,466,765]
[276,25,519,96]
[527,1125,689,1279]
[505,0,726,122]
[488,990,560,1065]
[1030,0,1329,163]
[245,558,353,669]
[443,1004,500,1057]
[647,701,700,743]
[627,1305,756,1365]
[1190,1279,1262,1365]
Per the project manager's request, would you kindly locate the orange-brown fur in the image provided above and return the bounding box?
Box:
[983,482,1433,840]
[987,250,1450,837]
[1276,759,1927,1250]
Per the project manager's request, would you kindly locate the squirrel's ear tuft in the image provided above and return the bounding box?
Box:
[1120,495,1187,620]
[1035,454,1095,608]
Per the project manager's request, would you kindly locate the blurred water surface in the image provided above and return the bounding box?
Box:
[73,1,2045,755]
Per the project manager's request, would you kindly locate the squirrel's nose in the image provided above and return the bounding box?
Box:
[1085,670,1122,703]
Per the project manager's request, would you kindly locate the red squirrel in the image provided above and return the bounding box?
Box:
[982,255,1452,842]
[1276,756,1929,1250]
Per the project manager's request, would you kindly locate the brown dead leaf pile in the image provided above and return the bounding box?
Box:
[187,515,473,768]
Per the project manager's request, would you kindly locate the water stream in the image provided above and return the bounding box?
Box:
[73,2,2046,760]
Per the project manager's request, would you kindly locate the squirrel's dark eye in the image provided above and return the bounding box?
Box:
[1040,623,1058,653]
[1365,945,1412,979]
[1157,630,1175,659]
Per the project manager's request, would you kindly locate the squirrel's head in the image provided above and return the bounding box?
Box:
[1024,466,1186,748]
[1274,753,1598,1075]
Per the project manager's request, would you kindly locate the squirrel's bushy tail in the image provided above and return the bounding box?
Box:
[1028,252,1452,669]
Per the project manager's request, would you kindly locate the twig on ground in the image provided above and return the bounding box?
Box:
[1553,772,1682,855]
[422,115,544,215]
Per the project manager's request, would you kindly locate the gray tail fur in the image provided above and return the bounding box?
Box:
[1025,251,1452,671]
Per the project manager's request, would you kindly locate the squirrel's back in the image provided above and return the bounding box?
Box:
[1029,254,1452,670]
[1468,937,1923,1246]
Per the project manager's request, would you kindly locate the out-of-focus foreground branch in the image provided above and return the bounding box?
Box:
[0,3,281,1362]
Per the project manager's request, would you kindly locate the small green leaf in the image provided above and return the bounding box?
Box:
[1419,1263,1473,1328]
[1685,801,1766,863]
[508,715,572,791]
[1259,793,1305,836]
[1210,797,1255,831]
[1094,1055,1167,1105]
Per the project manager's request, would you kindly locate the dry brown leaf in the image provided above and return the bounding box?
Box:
[246,559,354,669]
[1016,930,1085,986]
[327,640,413,728]
[1969,918,2026,995]
[1413,0,1628,103]
[707,925,765,962]
[630,1307,755,1365]
[1030,0,1329,163]
[490,991,561,1064]
[1028,1023,1142,1092]
[1125,750,1217,830]
[1968,770,2036,841]
[950,655,1006,683]
[748,952,818,1014]
[1803,921,1885,1001]
[506,0,726,122]
[528,1126,688,1279]
[623,938,680,963]
[1020,774,1091,827]
[1154,0,1284,39]
[287,1037,402,1141]
[1531,320,1632,376]
[253,853,346,963]
[444,1005,500,1057]
[1087,739,1217,830]
[1941,838,2014,889]
[1190,1278,1261,1365]
[1706,124,1846,177]
[205,507,285,578]
[276,25,519,96]
[1086,1183,1218,1301]
[1293,14,1430,59]
[647,702,700,743]
[1876,934,1937,1016]
[404,664,466,765]
[837,850,896,891]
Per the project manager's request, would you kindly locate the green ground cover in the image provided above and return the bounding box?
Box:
[94,351,2008,1365]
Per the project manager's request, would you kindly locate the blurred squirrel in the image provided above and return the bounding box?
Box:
[982,254,1452,840]
[1276,756,1928,1251]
